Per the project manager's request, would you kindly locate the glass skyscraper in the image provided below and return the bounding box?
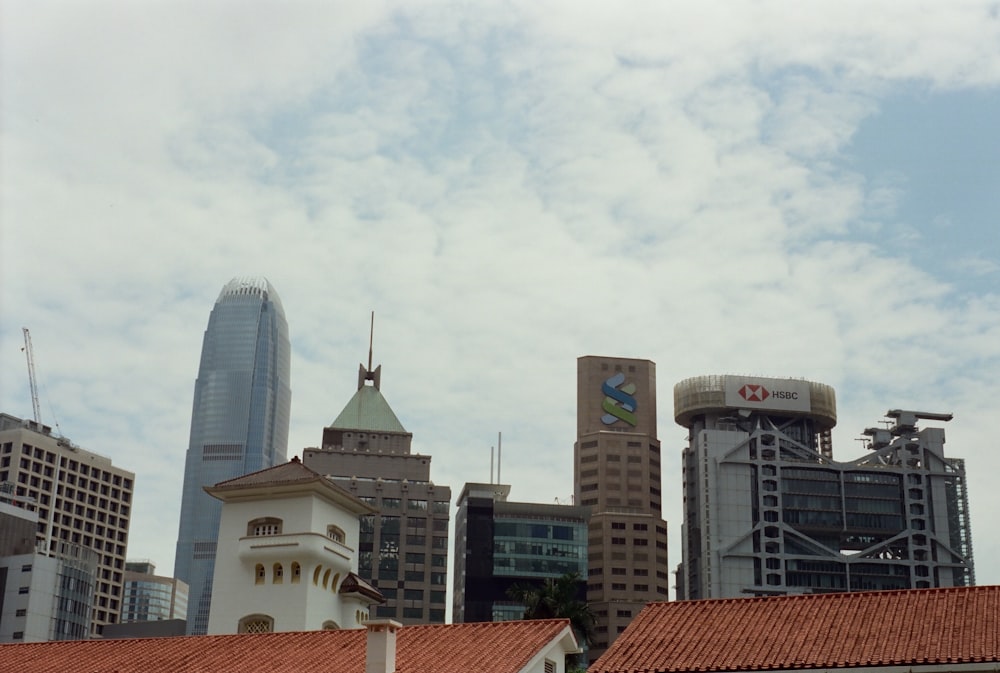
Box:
[174,277,291,635]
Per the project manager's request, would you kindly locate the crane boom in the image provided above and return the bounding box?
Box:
[22,327,42,424]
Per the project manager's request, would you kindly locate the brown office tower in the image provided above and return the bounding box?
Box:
[302,361,451,625]
[575,356,668,661]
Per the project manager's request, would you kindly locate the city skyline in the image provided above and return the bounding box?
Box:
[2,0,999,594]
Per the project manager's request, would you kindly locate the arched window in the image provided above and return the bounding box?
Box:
[273,563,283,584]
[247,517,283,537]
[322,620,339,630]
[291,562,301,584]
[254,564,265,585]
[313,565,322,586]
[322,568,331,589]
[326,525,345,543]
[330,573,340,592]
[238,614,274,633]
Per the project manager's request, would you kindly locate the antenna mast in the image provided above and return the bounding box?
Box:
[368,311,374,372]
[22,327,42,424]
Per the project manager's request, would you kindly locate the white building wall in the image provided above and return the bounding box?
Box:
[1,554,61,642]
[208,490,367,634]
[696,429,751,598]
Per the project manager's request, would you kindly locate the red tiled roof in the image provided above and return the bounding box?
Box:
[590,586,1000,673]
[205,457,374,514]
[0,618,574,673]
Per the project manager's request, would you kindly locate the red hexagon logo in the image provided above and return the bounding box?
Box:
[738,384,770,402]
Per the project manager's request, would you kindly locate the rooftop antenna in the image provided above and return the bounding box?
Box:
[357,311,382,390]
[368,310,374,373]
[497,431,502,484]
[490,445,494,484]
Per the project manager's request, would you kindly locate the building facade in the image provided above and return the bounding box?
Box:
[573,356,669,662]
[674,374,975,599]
[453,482,588,624]
[119,561,188,624]
[0,414,133,636]
[0,492,99,642]
[302,361,451,625]
[174,277,292,634]
[205,459,382,634]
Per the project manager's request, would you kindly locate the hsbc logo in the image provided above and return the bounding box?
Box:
[738,384,798,402]
[738,384,769,402]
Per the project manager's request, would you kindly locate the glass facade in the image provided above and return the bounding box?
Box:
[453,482,589,625]
[121,577,188,622]
[173,278,291,635]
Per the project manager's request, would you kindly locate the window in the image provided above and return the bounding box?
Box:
[255,564,265,585]
[327,525,345,543]
[291,562,301,584]
[238,614,274,633]
[247,517,282,536]
[273,563,283,583]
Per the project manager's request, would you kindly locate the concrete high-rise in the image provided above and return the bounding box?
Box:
[303,360,450,625]
[674,374,975,600]
[0,413,133,637]
[574,356,669,662]
[174,277,291,635]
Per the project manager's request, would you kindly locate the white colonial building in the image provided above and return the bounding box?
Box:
[205,458,383,634]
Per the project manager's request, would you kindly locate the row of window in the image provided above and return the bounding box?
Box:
[252,562,344,590]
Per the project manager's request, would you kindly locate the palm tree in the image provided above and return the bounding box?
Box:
[506,571,596,648]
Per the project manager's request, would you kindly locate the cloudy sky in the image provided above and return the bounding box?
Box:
[2,1,998,595]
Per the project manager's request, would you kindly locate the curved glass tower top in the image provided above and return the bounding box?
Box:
[174,276,291,635]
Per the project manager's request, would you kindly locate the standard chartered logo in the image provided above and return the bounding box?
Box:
[601,372,637,426]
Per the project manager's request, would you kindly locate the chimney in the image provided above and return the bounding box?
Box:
[365,619,401,673]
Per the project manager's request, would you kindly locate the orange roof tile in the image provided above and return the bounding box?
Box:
[0,618,574,673]
[205,457,374,514]
[590,586,1000,673]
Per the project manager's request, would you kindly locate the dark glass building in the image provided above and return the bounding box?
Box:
[173,278,291,635]
[674,375,975,600]
[453,482,588,624]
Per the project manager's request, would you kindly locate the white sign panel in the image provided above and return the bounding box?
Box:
[724,376,811,413]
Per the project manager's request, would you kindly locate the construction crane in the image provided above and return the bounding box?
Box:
[22,327,42,424]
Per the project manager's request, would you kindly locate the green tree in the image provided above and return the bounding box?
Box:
[506,572,596,650]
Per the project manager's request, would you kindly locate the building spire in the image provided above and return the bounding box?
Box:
[358,311,381,390]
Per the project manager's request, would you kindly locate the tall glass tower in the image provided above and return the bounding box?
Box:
[174,277,291,634]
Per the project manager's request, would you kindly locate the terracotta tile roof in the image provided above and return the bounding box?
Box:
[339,571,386,603]
[205,458,374,513]
[0,618,574,673]
[590,585,1000,673]
[210,456,327,489]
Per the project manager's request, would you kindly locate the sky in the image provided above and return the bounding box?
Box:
[1,1,998,596]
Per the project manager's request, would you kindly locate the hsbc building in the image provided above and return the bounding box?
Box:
[673,374,974,602]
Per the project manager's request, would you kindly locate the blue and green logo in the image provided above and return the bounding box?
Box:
[601,372,637,426]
